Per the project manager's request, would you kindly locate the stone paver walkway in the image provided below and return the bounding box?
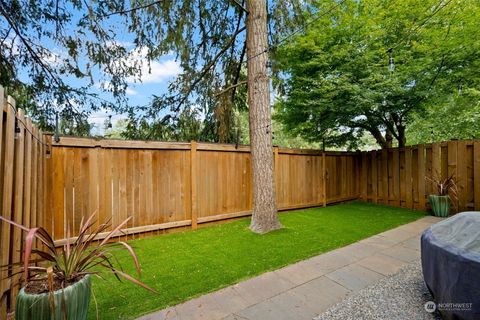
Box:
[138,216,441,320]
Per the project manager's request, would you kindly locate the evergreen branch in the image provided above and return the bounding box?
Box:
[228,0,247,13]
[231,41,247,101]
[173,26,246,112]
[99,1,164,18]
[215,80,247,97]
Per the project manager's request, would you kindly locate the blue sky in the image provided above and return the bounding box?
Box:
[7,6,184,134]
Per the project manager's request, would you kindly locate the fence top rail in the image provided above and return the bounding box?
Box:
[359,139,480,153]
[50,136,361,155]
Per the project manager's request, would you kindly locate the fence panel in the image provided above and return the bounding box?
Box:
[45,140,360,243]
[0,87,49,316]
[359,140,480,213]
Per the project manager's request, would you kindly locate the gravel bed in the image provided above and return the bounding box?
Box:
[314,262,442,320]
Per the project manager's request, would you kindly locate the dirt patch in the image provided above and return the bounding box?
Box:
[24,273,85,294]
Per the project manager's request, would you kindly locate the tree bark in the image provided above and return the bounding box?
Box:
[397,124,406,148]
[246,0,282,233]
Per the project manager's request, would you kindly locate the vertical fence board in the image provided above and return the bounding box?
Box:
[11,109,26,306]
[474,142,480,211]
[30,127,38,229]
[23,119,33,228]
[371,151,377,203]
[417,145,426,210]
[360,152,367,200]
[405,147,413,209]
[381,149,388,205]
[0,95,15,314]
[447,141,458,212]
[190,142,197,229]
[456,141,467,212]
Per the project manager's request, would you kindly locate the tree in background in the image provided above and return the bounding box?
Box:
[115,0,310,233]
[273,0,480,149]
[0,0,143,129]
[1,0,311,233]
[407,91,480,144]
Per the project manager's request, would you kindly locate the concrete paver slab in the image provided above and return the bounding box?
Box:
[380,244,420,263]
[232,271,295,305]
[325,263,384,291]
[273,259,325,286]
[400,236,421,251]
[356,253,408,276]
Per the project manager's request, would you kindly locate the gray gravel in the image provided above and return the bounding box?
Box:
[314,262,442,320]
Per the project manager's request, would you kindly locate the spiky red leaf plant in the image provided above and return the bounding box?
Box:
[0,213,157,298]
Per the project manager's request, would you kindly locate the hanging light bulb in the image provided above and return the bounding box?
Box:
[14,125,21,139]
[389,57,395,72]
[382,96,387,107]
[107,115,113,129]
[387,48,395,73]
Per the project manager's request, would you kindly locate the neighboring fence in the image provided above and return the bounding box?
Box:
[358,140,480,213]
[46,138,360,243]
[0,88,49,315]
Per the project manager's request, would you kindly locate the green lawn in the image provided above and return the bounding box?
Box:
[89,202,425,319]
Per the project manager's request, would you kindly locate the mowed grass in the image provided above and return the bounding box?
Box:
[89,202,425,319]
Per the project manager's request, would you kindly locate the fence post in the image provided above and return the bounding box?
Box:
[322,152,327,207]
[190,141,198,229]
[274,146,279,197]
[418,144,426,211]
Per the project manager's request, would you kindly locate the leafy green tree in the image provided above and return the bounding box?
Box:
[274,0,480,149]
[407,90,480,144]
[1,0,308,233]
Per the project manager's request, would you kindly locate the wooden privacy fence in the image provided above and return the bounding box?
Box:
[1,81,480,316]
[358,140,480,212]
[0,87,49,315]
[46,137,360,243]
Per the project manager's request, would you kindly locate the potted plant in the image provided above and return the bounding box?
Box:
[426,172,458,217]
[0,214,156,320]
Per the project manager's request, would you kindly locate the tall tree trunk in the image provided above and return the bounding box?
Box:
[246,0,281,233]
[397,124,406,148]
[385,129,393,148]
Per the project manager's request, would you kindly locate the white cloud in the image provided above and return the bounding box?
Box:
[126,87,138,95]
[126,47,182,84]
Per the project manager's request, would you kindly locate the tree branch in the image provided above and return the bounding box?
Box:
[231,41,247,101]
[215,80,247,97]
[99,1,164,18]
[228,0,247,13]
[173,26,246,111]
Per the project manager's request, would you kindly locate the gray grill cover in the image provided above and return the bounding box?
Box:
[421,212,480,320]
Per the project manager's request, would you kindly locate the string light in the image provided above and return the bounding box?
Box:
[14,126,21,139]
[107,115,113,129]
[388,48,395,73]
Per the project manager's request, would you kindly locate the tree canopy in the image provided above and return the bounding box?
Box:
[0,0,145,131]
[273,0,480,149]
[1,0,307,142]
